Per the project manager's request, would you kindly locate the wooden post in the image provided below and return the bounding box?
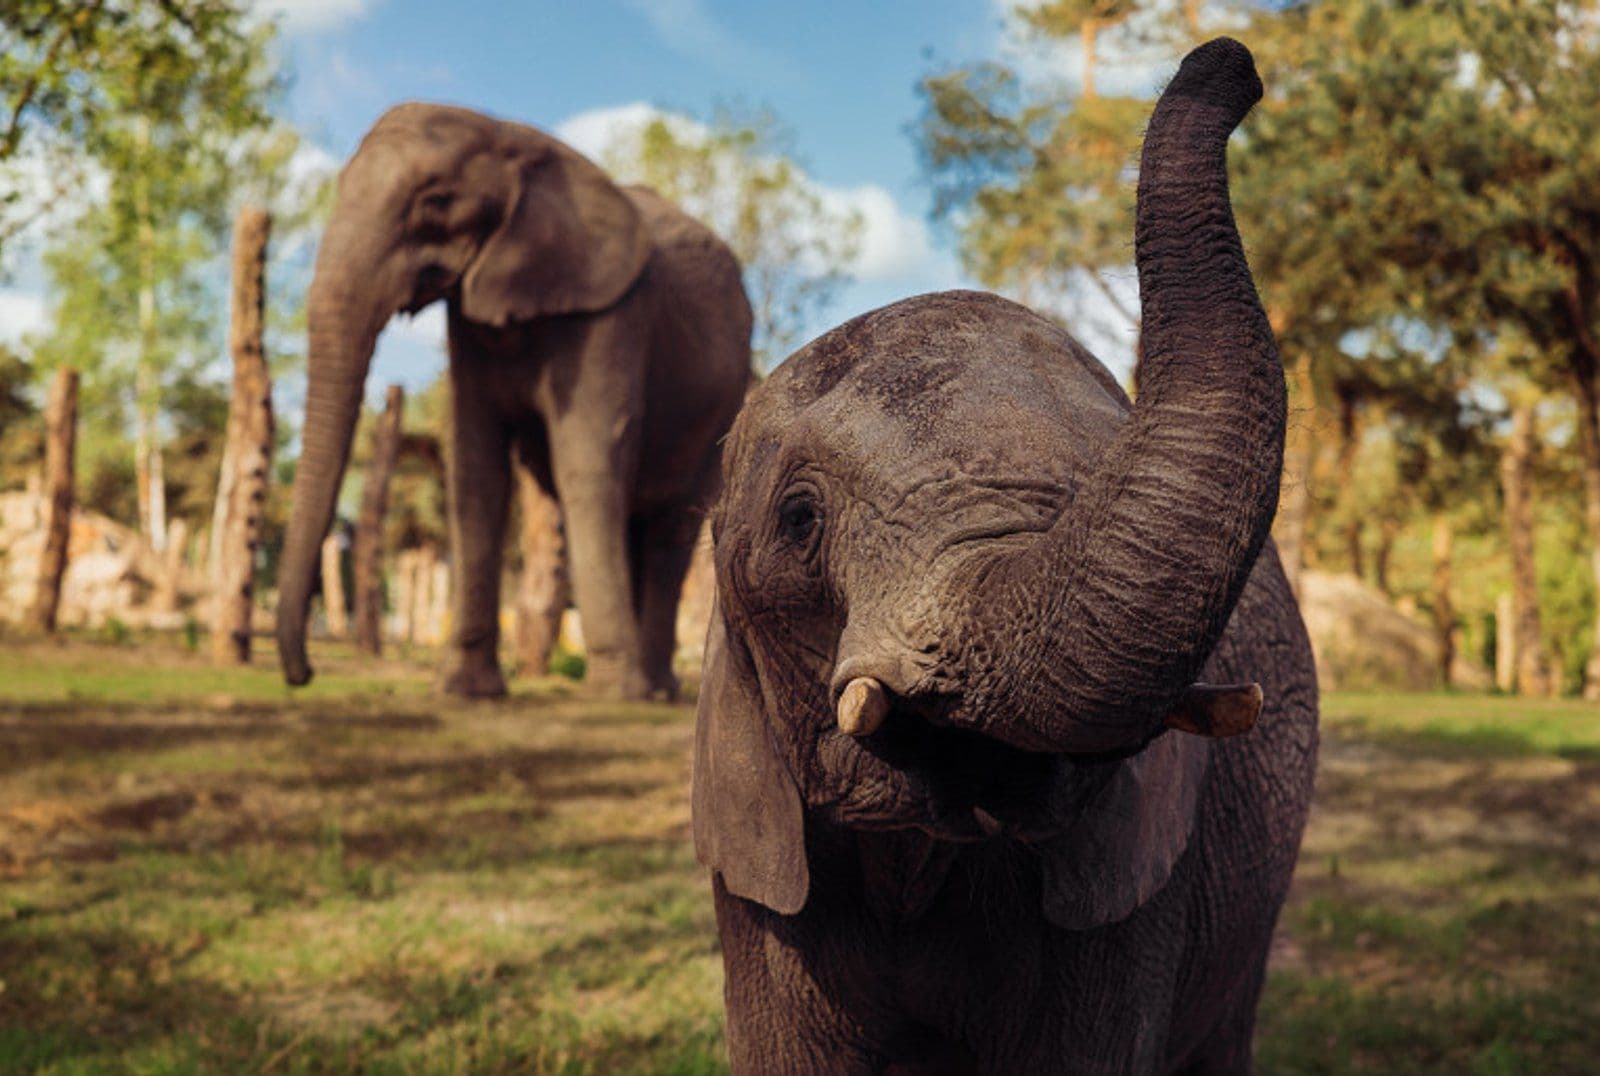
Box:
[26,367,78,632]
[1430,515,1454,689]
[321,531,348,637]
[211,206,274,663]
[1501,403,1551,696]
[1496,592,1517,694]
[353,385,404,655]
[513,469,567,675]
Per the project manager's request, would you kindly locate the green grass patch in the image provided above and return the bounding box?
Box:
[1,641,1596,1073]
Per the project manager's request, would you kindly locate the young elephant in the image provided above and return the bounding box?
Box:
[693,39,1318,1075]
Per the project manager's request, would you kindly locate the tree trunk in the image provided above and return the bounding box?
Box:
[513,469,567,676]
[1496,592,1517,694]
[1276,349,1315,598]
[1334,388,1363,580]
[1374,517,1398,597]
[1430,514,1454,689]
[1569,352,1600,700]
[26,367,78,632]
[1081,17,1099,100]
[352,384,404,655]
[1501,403,1551,696]
[210,206,274,664]
[321,532,348,638]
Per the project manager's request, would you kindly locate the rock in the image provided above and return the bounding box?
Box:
[1299,570,1492,692]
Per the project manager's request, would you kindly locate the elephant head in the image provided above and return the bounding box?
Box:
[693,39,1284,927]
[276,104,651,685]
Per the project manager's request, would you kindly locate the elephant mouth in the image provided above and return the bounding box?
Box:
[838,699,1070,843]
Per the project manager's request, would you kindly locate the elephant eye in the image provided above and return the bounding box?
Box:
[420,191,454,213]
[777,494,820,546]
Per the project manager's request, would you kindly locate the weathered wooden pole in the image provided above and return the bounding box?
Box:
[211,206,274,664]
[514,468,568,675]
[26,366,79,632]
[352,385,404,655]
[321,532,348,637]
[1501,403,1551,696]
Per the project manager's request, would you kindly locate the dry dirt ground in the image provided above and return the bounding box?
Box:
[1,638,1597,1073]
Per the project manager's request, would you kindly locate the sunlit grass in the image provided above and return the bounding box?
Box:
[1,639,1596,1073]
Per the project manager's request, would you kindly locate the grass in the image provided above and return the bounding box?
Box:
[1,636,1597,1073]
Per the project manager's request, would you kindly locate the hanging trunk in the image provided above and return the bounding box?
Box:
[951,41,1286,753]
[321,533,348,637]
[26,367,78,633]
[1430,514,1454,689]
[1275,348,1315,598]
[353,384,405,655]
[211,207,274,664]
[275,265,385,684]
[1569,351,1600,700]
[513,469,568,675]
[1501,403,1551,696]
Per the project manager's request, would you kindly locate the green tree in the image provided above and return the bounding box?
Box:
[592,108,861,369]
[23,0,293,553]
[0,1,277,262]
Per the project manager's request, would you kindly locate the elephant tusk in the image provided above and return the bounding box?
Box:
[1163,682,1264,738]
[837,677,889,737]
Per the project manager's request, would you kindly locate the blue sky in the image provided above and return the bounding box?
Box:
[267,0,1020,391]
[1,0,1175,399]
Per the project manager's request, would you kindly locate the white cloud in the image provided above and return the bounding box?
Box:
[555,103,942,286]
[247,0,374,34]
[0,290,47,347]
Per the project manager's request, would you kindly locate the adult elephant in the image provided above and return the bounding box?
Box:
[693,40,1318,1072]
[276,103,752,700]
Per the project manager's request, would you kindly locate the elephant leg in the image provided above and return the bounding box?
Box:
[631,503,702,701]
[440,368,512,699]
[548,426,649,701]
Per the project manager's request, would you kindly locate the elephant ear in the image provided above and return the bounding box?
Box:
[461,140,651,325]
[691,602,809,915]
[1037,733,1209,931]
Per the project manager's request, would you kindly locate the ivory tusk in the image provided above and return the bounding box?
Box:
[837,677,889,737]
[1164,682,1264,738]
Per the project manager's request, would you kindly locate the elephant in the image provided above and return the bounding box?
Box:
[275,102,753,700]
[692,39,1318,1074]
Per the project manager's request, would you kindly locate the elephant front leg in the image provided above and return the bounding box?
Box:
[553,456,651,700]
[441,391,512,700]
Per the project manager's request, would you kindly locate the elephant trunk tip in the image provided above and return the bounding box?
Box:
[277,633,315,687]
[1164,37,1263,123]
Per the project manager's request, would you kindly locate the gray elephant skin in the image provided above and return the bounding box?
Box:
[276,103,752,700]
[692,40,1318,1074]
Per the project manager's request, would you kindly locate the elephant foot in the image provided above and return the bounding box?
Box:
[647,669,680,703]
[440,660,508,699]
[584,652,653,702]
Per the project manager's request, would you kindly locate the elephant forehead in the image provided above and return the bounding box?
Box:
[753,290,1130,486]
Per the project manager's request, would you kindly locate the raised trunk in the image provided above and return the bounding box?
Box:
[513,468,568,675]
[26,367,77,633]
[276,263,384,685]
[1501,403,1551,697]
[962,40,1286,753]
[1430,514,1454,689]
[353,384,405,655]
[212,207,274,665]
